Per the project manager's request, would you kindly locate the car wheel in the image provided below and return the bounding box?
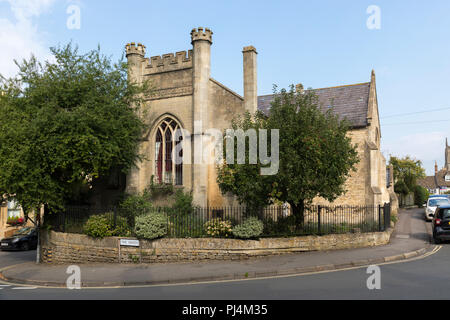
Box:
[434,237,442,244]
[21,242,29,251]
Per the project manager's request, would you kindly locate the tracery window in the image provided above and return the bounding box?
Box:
[155,117,183,185]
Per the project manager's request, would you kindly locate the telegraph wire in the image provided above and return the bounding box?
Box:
[381,106,450,119]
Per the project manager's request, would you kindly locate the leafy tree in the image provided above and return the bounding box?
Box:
[0,43,150,217]
[414,185,429,207]
[389,156,426,206]
[389,156,426,191]
[217,111,272,211]
[394,180,409,197]
[217,86,359,225]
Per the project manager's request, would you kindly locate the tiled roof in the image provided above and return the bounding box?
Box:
[258,83,371,128]
[435,169,450,187]
[417,176,437,189]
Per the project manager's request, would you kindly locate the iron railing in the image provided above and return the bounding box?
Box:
[45,203,392,238]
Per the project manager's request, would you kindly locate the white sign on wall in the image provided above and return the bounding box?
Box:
[119,239,140,247]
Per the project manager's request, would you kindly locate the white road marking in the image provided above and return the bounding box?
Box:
[11,287,37,290]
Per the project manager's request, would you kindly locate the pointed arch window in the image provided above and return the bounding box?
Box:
[155,117,183,185]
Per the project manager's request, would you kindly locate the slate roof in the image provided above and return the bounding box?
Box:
[418,169,450,189]
[436,169,450,188]
[417,176,438,189]
[258,83,371,128]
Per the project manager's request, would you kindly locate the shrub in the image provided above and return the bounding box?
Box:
[114,216,132,237]
[148,175,174,198]
[204,218,233,238]
[414,185,429,207]
[119,193,153,227]
[232,216,264,239]
[83,214,131,239]
[171,189,195,215]
[134,212,168,240]
[263,215,298,236]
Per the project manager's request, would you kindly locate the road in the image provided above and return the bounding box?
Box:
[0,208,448,300]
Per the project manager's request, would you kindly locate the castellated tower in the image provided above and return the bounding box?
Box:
[125,43,146,85]
[124,43,146,194]
[191,27,213,207]
[124,27,255,207]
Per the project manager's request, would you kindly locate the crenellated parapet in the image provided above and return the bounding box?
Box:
[145,50,193,74]
[125,42,146,57]
[190,27,213,44]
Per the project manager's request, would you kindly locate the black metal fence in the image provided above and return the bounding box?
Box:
[45,203,391,238]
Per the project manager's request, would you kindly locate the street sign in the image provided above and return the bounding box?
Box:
[119,239,140,247]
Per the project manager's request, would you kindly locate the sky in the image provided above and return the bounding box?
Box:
[0,0,449,176]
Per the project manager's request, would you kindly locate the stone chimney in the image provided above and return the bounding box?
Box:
[435,161,439,175]
[243,46,258,114]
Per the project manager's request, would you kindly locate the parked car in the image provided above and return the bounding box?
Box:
[425,197,450,222]
[0,227,37,251]
[429,195,450,199]
[432,204,450,244]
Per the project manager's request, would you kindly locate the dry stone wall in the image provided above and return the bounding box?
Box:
[40,229,393,265]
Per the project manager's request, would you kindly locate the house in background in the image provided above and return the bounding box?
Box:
[418,140,450,195]
[0,200,38,239]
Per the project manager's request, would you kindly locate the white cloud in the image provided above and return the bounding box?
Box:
[0,0,56,78]
[4,0,55,19]
[382,131,448,176]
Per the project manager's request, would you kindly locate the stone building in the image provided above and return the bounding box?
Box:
[418,140,450,195]
[0,200,40,239]
[125,27,390,208]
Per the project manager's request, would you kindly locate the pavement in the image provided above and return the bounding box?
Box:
[0,207,436,288]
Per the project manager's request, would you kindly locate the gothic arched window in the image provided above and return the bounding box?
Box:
[154,117,183,185]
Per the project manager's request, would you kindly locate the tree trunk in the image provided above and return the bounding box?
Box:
[290,200,305,229]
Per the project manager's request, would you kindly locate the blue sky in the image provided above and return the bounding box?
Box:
[1,0,450,175]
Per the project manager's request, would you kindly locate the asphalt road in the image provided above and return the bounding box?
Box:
[0,211,448,300]
[0,249,36,269]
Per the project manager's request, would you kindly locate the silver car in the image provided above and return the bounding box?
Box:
[425,197,450,221]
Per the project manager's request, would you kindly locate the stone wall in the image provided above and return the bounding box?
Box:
[313,128,370,206]
[40,229,393,265]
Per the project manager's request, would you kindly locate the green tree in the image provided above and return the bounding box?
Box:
[389,156,426,206]
[217,86,359,225]
[390,156,426,190]
[414,185,429,207]
[0,43,150,216]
